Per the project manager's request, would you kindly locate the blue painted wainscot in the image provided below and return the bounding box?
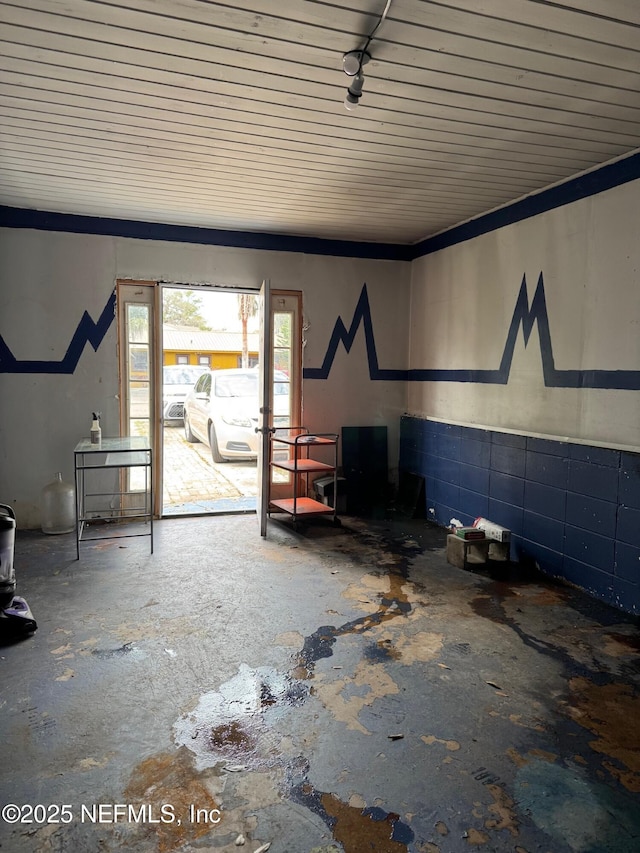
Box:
[399,416,640,614]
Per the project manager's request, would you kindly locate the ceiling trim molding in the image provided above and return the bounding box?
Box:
[409,150,640,260]
[0,206,412,262]
[2,151,638,263]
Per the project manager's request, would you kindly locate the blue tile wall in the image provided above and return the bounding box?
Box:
[458,486,489,520]
[463,426,492,443]
[491,431,527,449]
[491,443,526,478]
[617,505,640,548]
[519,540,564,575]
[564,525,616,572]
[489,471,525,507]
[459,463,490,495]
[619,453,640,509]
[568,459,618,502]
[523,511,565,553]
[399,415,640,614]
[527,436,567,457]
[565,493,617,539]
[487,499,524,538]
[569,444,620,467]
[459,438,491,468]
[523,480,566,520]
[525,451,569,489]
[615,541,640,583]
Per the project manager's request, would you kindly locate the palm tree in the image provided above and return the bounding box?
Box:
[237,294,258,367]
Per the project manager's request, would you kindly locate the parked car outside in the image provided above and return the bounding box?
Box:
[162,365,209,425]
[183,368,290,462]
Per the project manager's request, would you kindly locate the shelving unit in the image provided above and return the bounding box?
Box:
[269,428,339,526]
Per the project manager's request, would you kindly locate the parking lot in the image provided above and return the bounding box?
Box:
[162,424,257,515]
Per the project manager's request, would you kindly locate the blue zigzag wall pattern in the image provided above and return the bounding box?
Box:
[0,277,638,389]
[0,292,116,374]
[303,275,640,390]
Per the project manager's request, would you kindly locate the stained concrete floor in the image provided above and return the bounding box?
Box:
[1,513,639,853]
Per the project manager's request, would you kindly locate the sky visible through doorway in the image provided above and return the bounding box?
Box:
[194,291,259,334]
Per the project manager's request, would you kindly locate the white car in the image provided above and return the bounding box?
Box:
[162,365,208,424]
[183,368,290,462]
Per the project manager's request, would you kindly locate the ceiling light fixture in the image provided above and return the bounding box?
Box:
[343,51,369,111]
[341,0,393,111]
[344,72,365,111]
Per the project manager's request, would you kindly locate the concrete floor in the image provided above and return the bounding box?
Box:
[1,513,639,853]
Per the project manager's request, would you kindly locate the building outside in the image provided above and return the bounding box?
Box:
[162,326,259,369]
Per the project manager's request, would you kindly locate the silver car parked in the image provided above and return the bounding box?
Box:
[162,364,208,424]
[183,368,290,462]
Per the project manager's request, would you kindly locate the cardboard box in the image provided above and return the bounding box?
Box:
[473,517,511,543]
[455,527,486,540]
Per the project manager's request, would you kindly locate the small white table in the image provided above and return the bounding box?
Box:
[74,437,153,559]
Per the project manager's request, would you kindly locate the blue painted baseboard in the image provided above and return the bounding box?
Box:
[399,416,639,614]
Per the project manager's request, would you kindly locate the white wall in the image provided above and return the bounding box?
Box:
[0,229,410,527]
[408,178,640,449]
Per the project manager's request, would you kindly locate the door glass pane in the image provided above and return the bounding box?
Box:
[274,311,291,345]
[274,348,291,375]
[127,305,151,439]
[129,345,149,381]
[129,380,150,420]
[126,303,151,489]
[271,309,294,484]
[128,304,149,342]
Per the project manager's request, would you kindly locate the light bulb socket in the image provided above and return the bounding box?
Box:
[342,50,371,77]
[344,73,365,111]
[347,74,365,97]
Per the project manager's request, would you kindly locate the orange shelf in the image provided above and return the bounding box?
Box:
[272,458,334,473]
[276,434,336,447]
[269,428,339,525]
[269,498,334,516]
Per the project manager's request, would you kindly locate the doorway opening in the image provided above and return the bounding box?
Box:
[161,285,261,516]
[118,281,302,520]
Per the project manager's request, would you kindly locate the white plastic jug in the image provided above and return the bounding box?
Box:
[41,473,75,534]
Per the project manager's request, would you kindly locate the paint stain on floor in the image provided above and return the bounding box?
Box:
[603,631,640,655]
[167,523,640,852]
[484,783,519,837]
[323,792,411,853]
[291,782,413,852]
[293,569,416,681]
[564,676,640,791]
[171,539,426,849]
[124,749,223,852]
[421,734,461,752]
[463,827,490,845]
[513,755,640,853]
[313,660,400,735]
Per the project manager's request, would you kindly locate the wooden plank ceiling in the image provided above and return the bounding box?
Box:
[1,0,640,244]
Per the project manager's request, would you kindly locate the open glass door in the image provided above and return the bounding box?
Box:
[257,279,273,536]
[257,285,303,536]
